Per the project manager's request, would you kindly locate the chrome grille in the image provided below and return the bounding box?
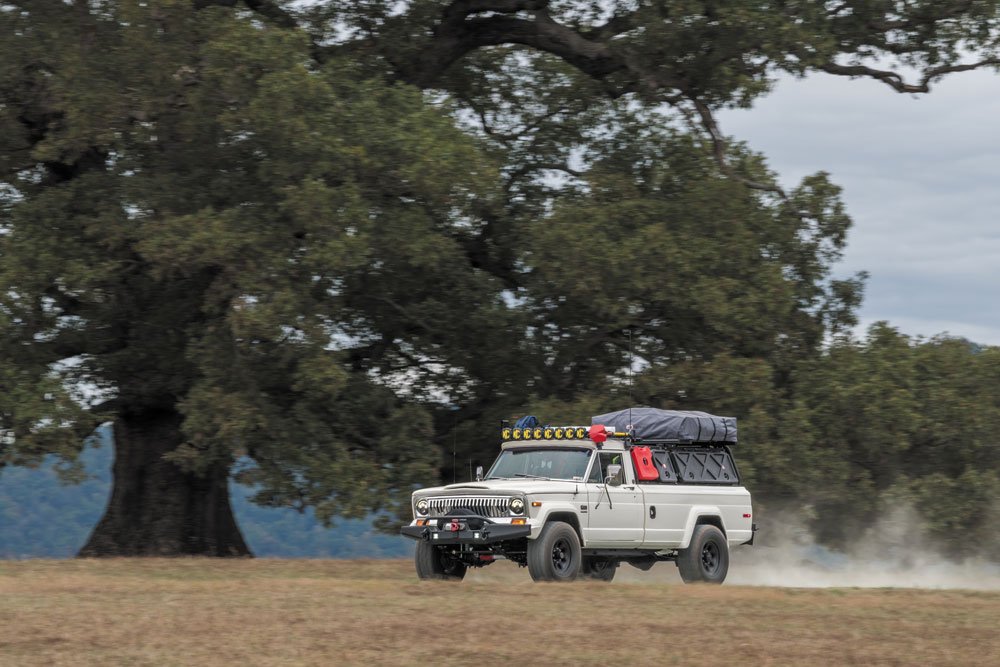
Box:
[427,496,510,518]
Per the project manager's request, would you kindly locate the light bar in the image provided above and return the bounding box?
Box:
[502,425,593,441]
[500,424,633,442]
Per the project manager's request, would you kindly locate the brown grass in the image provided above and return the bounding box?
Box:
[1,558,998,666]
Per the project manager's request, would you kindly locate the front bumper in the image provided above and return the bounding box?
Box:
[401,522,531,545]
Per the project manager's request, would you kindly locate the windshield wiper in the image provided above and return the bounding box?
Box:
[513,473,550,480]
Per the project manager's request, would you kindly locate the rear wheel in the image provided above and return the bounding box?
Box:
[581,556,618,582]
[414,541,467,581]
[527,521,582,582]
[676,524,729,584]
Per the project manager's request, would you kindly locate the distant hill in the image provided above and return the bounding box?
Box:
[0,426,411,559]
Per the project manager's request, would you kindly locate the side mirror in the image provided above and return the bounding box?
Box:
[605,464,622,487]
[475,465,484,482]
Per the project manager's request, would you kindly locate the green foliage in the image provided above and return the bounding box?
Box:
[0,3,503,526]
[654,323,1000,559]
[324,1,1000,105]
[0,1,997,559]
[785,326,1000,556]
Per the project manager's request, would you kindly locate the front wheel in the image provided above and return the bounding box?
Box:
[414,541,467,581]
[676,524,729,584]
[527,521,582,582]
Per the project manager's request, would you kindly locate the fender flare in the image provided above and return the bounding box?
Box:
[533,503,584,541]
[679,506,726,549]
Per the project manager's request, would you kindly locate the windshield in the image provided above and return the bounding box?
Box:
[486,448,592,481]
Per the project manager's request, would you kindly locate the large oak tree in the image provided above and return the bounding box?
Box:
[1,1,998,556]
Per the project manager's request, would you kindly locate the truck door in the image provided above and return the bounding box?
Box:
[584,451,645,546]
[639,484,690,548]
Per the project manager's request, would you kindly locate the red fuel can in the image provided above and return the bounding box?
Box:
[631,446,659,481]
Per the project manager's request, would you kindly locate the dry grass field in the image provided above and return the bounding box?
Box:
[1,558,998,667]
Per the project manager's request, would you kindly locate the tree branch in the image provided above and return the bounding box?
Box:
[188,0,1000,199]
[403,11,627,89]
[374,297,438,336]
[444,0,550,18]
[862,0,977,32]
[504,161,583,190]
[687,96,786,197]
[820,58,1000,94]
[470,100,572,145]
[192,0,297,29]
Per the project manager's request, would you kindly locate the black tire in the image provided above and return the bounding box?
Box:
[581,556,618,582]
[527,521,582,582]
[676,524,729,584]
[414,541,467,581]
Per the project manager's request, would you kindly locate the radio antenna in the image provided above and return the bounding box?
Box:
[627,328,633,438]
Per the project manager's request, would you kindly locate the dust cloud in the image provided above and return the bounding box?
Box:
[724,505,1000,590]
[612,504,1000,590]
[726,546,1000,590]
[468,504,1000,590]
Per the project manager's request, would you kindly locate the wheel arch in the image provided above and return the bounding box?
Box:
[543,511,583,543]
[679,506,726,549]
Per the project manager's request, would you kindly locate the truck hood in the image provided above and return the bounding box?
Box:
[413,478,582,497]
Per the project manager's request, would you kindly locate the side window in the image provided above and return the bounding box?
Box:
[599,452,625,485]
[587,452,630,484]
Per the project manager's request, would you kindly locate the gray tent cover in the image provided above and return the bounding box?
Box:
[591,408,737,444]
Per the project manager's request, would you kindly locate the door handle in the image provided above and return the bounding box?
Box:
[649,506,656,519]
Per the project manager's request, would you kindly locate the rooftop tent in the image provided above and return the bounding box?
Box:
[591,407,738,444]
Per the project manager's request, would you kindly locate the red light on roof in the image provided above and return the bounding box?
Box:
[743,513,752,518]
[590,424,607,444]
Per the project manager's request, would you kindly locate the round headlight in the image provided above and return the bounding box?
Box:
[509,498,525,515]
[415,499,429,515]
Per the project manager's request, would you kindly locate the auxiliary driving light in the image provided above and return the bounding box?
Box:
[512,428,522,440]
[543,427,554,439]
[532,427,543,439]
[509,498,525,515]
[554,428,564,439]
[415,499,429,516]
[501,428,512,440]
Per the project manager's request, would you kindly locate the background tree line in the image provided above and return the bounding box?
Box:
[0,427,409,558]
[1,1,998,558]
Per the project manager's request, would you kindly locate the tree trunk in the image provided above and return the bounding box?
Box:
[79,410,251,557]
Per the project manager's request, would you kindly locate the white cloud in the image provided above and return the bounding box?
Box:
[720,69,1000,346]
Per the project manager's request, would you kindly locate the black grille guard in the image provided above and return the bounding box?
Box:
[400,514,531,545]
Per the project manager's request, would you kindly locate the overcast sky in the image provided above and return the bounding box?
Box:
[719,69,1000,346]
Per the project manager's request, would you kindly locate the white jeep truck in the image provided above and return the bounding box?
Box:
[401,408,755,583]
